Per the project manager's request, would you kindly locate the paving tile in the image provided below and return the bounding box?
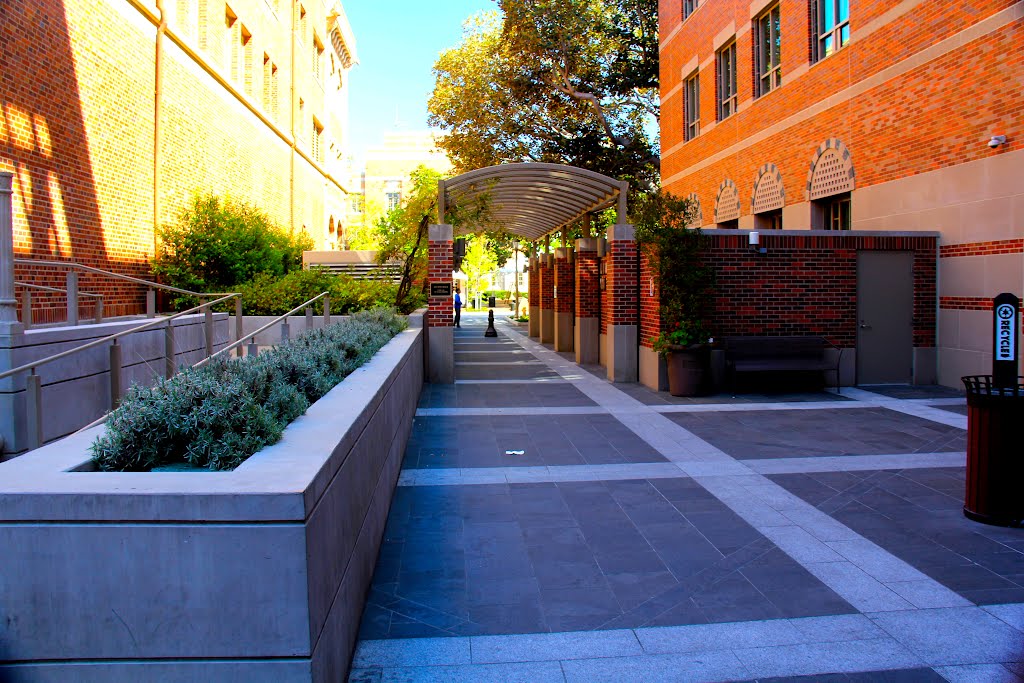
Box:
[734,638,923,678]
[352,637,471,668]
[983,603,1024,632]
[933,663,1024,682]
[470,629,642,664]
[636,619,805,654]
[786,614,887,643]
[870,607,1024,666]
[378,661,567,683]
[560,650,751,683]
[802,562,915,613]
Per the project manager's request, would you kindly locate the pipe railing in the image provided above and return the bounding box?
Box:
[16,282,104,328]
[0,293,239,451]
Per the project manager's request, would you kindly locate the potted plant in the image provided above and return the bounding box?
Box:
[634,191,715,396]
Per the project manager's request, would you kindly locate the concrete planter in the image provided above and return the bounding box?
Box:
[0,314,424,682]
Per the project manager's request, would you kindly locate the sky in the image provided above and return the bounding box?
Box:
[343,0,498,165]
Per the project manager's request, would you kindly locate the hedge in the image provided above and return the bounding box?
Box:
[231,270,425,316]
[90,309,408,472]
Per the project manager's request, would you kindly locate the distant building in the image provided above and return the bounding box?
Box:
[659,0,1023,386]
[360,130,452,230]
[1,0,357,320]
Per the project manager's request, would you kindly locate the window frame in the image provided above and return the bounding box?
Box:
[754,3,781,97]
[684,71,700,141]
[716,40,738,121]
[825,194,851,230]
[811,0,850,63]
[683,0,698,20]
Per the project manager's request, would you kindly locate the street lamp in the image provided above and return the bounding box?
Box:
[513,240,520,317]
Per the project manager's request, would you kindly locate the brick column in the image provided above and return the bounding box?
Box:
[639,250,666,390]
[539,254,555,344]
[554,247,575,352]
[528,255,540,338]
[605,224,638,382]
[427,224,454,383]
[575,238,599,364]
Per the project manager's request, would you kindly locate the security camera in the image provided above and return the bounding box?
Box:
[988,135,1007,148]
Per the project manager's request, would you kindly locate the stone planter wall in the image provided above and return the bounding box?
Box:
[0,312,425,681]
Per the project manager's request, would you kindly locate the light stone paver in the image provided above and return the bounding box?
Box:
[349,320,1021,682]
[416,406,608,417]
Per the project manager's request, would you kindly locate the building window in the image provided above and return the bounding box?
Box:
[386,192,401,211]
[683,0,698,19]
[224,5,237,71]
[754,4,781,97]
[297,98,305,140]
[240,25,253,95]
[684,71,700,141]
[812,0,849,63]
[312,117,323,163]
[263,54,279,119]
[716,41,737,120]
[755,209,783,230]
[313,34,324,84]
[822,193,850,230]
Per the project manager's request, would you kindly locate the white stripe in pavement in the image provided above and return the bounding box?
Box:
[743,451,966,474]
[416,407,607,417]
[842,387,967,430]
[397,462,686,487]
[455,379,572,384]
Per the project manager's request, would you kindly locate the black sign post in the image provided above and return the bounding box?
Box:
[993,293,1019,389]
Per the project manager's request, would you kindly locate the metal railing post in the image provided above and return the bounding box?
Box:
[66,270,79,326]
[164,321,175,379]
[21,290,32,329]
[280,321,290,343]
[0,172,20,332]
[204,302,214,358]
[323,295,330,326]
[146,288,156,318]
[234,295,243,345]
[25,370,43,451]
[247,339,258,357]
[94,297,103,324]
[305,305,313,331]
[109,340,122,409]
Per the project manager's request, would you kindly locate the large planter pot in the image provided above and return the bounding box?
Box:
[667,344,710,396]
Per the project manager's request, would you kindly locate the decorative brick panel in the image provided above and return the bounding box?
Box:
[554,253,574,314]
[940,239,1024,258]
[426,240,453,328]
[528,257,540,308]
[605,240,637,327]
[539,258,554,311]
[702,233,937,348]
[639,251,659,348]
[575,250,600,319]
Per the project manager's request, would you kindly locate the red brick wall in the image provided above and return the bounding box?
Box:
[605,240,637,327]
[702,233,937,347]
[660,0,1023,225]
[427,239,453,328]
[554,254,574,314]
[639,251,660,349]
[575,249,600,319]
[528,258,540,308]
[540,258,554,311]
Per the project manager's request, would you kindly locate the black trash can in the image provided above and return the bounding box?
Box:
[962,375,1024,526]
[488,296,496,308]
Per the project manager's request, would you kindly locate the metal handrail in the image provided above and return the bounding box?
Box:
[16,281,102,298]
[13,258,234,298]
[194,291,331,369]
[0,293,239,382]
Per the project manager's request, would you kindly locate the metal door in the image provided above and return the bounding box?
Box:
[857,251,914,384]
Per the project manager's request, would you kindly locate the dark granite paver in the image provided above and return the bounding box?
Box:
[769,467,1024,604]
[741,670,948,682]
[402,414,664,468]
[859,384,966,400]
[418,382,597,408]
[360,478,855,639]
[665,407,966,459]
[933,403,969,416]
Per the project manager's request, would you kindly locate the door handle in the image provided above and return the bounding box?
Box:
[859,321,871,330]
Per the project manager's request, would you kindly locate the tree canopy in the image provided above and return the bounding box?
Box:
[429,0,659,191]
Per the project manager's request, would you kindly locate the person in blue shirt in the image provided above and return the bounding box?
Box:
[453,287,462,327]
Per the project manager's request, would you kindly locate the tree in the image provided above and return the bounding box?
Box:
[429,0,659,190]
[460,237,498,307]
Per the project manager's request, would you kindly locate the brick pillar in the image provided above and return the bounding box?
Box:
[575,238,599,364]
[554,247,575,352]
[639,250,666,391]
[539,254,555,344]
[528,256,540,338]
[606,224,638,382]
[427,224,454,383]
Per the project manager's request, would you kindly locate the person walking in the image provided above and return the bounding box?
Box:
[453,287,462,327]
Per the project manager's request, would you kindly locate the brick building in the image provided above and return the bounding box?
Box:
[1,0,357,321]
[659,0,1023,387]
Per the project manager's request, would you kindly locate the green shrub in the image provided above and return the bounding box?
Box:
[153,193,313,297]
[91,309,408,472]
[482,290,512,300]
[232,270,424,315]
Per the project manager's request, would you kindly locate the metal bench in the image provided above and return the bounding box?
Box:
[722,335,842,393]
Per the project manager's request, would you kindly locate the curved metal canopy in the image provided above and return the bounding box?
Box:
[439,162,628,241]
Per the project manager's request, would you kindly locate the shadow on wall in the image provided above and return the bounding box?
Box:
[1,0,148,322]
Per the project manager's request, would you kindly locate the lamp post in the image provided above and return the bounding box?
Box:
[513,240,520,316]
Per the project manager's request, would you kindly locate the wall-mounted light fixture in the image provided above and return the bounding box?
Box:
[749,230,767,255]
[596,238,608,258]
[988,135,1007,148]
